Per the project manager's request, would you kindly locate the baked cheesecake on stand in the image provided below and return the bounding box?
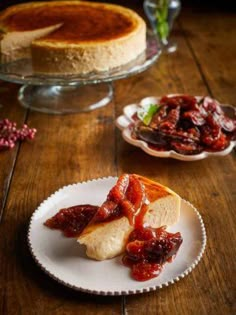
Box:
[0,1,160,114]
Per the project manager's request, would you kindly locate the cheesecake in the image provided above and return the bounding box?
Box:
[0,1,146,74]
[78,174,181,260]
[44,174,181,261]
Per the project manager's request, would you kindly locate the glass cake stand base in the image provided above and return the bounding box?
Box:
[18,83,113,114]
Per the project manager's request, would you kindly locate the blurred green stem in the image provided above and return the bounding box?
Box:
[155,0,169,43]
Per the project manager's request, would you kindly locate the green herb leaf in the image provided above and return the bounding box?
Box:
[137,104,159,125]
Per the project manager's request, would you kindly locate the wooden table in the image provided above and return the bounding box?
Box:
[0,3,235,315]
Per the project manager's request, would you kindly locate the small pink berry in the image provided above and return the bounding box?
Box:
[0,118,37,150]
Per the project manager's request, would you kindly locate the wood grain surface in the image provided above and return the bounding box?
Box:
[0,83,27,221]
[0,3,235,315]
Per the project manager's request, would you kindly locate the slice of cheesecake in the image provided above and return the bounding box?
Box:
[0,1,146,74]
[78,175,181,260]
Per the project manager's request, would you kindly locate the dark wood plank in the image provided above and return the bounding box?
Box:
[0,95,122,314]
[114,11,236,315]
[0,82,27,221]
[179,8,236,104]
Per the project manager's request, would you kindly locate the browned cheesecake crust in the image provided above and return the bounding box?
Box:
[1,3,136,42]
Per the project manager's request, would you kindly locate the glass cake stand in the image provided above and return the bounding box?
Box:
[0,32,160,114]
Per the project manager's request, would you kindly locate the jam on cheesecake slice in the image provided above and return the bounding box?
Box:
[78,174,181,260]
[45,174,181,260]
[123,226,182,281]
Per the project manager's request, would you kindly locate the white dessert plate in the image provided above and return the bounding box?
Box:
[28,177,206,295]
[115,96,236,161]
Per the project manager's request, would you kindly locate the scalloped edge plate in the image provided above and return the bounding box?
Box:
[28,177,206,295]
[116,96,236,161]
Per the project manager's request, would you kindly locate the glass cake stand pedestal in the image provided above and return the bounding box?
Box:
[18,84,113,114]
[0,32,160,114]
